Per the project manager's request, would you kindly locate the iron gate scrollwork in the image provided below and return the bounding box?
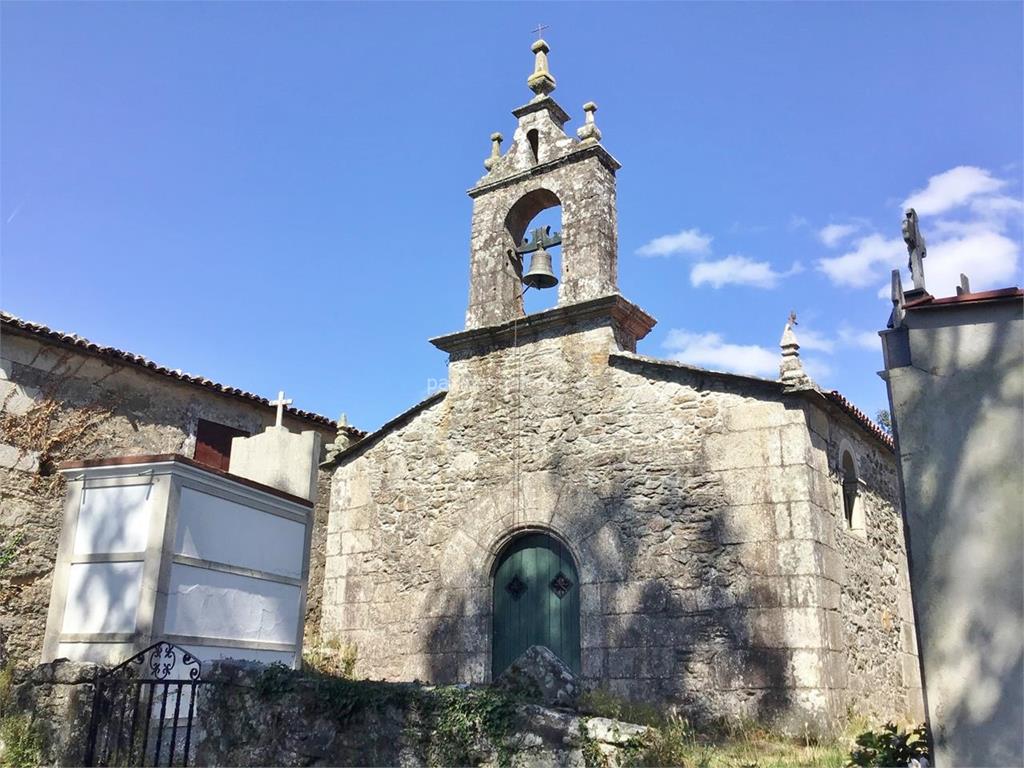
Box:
[84,641,202,767]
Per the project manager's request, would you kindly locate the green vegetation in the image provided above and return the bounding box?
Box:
[0,715,42,768]
[249,668,926,768]
[253,663,521,767]
[302,634,358,679]
[577,689,931,768]
[848,722,929,767]
[426,686,517,767]
[0,667,42,768]
[0,534,23,575]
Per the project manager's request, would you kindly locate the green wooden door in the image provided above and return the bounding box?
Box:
[492,532,580,678]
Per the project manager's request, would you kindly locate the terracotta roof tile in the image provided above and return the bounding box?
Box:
[1,311,364,438]
[823,389,893,450]
[904,286,1023,310]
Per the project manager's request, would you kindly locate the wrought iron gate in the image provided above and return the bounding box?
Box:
[84,642,202,767]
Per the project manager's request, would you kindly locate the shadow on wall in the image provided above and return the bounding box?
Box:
[894,316,1023,764]
[418,367,799,732]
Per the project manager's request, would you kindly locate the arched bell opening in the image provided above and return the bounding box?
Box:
[504,189,563,316]
[491,529,581,679]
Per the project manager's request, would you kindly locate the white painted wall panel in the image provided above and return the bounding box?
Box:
[164,564,300,645]
[73,484,151,554]
[174,487,305,578]
[62,561,143,633]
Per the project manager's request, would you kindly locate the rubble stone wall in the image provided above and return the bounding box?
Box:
[0,330,334,667]
[323,316,919,732]
[808,411,924,722]
[0,660,99,766]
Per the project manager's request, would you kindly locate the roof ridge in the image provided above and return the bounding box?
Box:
[1,310,363,437]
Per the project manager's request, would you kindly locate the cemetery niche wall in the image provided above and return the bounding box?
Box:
[41,454,313,668]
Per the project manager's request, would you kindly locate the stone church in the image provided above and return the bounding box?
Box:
[321,41,922,731]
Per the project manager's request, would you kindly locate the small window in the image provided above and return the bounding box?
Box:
[194,419,248,471]
[527,129,540,163]
[841,450,858,528]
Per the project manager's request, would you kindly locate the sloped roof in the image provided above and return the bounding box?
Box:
[322,390,447,467]
[1,311,363,437]
[610,352,894,450]
[904,286,1023,311]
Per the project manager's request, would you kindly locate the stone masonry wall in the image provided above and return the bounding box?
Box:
[806,410,924,721]
[0,330,335,667]
[1,660,100,766]
[323,316,919,733]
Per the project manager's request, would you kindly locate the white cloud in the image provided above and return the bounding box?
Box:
[802,357,833,384]
[921,231,1020,295]
[838,325,880,351]
[794,327,835,353]
[690,255,802,289]
[819,223,860,248]
[788,214,811,231]
[636,228,713,257]
[902,166,1006,216]
[970,194,1024,220]
[663,329,778,378]
[817,233,905,288]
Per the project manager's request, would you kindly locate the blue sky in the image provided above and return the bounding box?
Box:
[3,2,1022,430]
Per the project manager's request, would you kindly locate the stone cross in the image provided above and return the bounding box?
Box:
[269,390,293,428]
[528,38,556,99]
[902,208,927,291]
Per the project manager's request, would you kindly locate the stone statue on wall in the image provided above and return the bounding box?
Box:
[902,208,927,292]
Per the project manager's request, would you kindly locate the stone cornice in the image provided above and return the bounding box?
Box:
[58,453,315,510]
[468,143,622,198]
[511,96,571,126]
[430,294,656,357]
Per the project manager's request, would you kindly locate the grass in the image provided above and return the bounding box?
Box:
[578,689,900,768]
[302,634,358,679]
[634,714,848,768]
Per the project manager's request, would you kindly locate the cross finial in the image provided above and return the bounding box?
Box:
[269,390,293,428]
[527,32,556,100]
[779,315,812,390]
[532,23,549,40]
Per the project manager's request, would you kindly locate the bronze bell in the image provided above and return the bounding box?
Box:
[522,246,558,289]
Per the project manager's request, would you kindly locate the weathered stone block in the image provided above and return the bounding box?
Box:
[703,430,782,470]
[717,506,776,544]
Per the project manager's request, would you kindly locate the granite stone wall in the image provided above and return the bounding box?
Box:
[323,316,920,733]
[0,330,335,667]
[2,658,650,767]
[809,414,924,722]
[0,660,99,766]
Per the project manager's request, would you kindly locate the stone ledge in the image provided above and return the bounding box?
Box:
[468,141,621,197]
[431,294,656,357]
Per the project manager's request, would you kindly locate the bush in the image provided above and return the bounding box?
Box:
[0,714,42,768]
[848,722,929,767]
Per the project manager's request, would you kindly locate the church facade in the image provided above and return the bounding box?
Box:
[322,42,922,731]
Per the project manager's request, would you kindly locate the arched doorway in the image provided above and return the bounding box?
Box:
[492,531,580,678]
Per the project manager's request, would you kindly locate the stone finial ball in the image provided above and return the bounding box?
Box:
[490,132,504,142]
[583,102,598,112]
[531,39,550,54]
